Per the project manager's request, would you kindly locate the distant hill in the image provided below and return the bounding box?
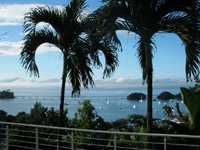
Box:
[0,89,15,99]
[157,91,182,100]
[127,92,146,100]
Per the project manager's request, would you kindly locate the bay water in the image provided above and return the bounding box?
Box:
[0,87,187,122]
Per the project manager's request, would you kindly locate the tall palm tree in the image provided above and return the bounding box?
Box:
[20,0,118,127]
[90,0,200,137]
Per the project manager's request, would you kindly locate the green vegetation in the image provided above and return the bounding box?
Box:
[0,100,199,149]
[127,92,146,100]
[20,0,118,127]
[0,0,198,149]
[181,85,200,132]
[0,89,15,99]
[19,0,200,144]
[88,1,200,140]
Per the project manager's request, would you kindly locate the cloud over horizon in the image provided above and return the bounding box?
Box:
[0,76,195,90]
[0,77,20,83]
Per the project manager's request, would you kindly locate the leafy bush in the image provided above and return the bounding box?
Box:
[0,100,199,149]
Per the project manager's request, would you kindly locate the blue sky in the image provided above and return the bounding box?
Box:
[0,0,195,90]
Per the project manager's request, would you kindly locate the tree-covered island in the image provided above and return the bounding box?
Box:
[0,89,15,99]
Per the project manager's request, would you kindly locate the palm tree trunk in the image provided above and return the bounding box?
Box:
[147,70,153,148]
[144,37,153,149]
[58,57,67,127]
[147,71,153,132]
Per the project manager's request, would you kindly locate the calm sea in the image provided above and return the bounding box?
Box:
[0,87,187,122]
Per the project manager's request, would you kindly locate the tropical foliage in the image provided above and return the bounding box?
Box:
[87,0,200,137]
[0,101,199,150]
[181,85,200,132]
[20,0,118,127]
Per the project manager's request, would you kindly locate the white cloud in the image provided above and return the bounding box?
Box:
[0,41,60,56]
[0,4,66,27]
[0,21,20,26]
[0,4,42,26]
[94,77,195,89]
[0,41,22,55]
[0,77,61,88]
[115,76,127,83]
[95,78,143,89]
[0,77,20,83]
[40,78,60,83]
[0,76,195,90]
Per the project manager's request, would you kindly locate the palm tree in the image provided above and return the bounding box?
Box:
[20,0,118,127]
[90,0,200,139]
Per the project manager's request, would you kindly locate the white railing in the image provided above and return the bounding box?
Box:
[0,121,200,150]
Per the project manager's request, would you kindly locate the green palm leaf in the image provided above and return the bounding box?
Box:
[20,29,59,77]
[24,6,63,34]
[91,0,200,138]
[20,0,119,127]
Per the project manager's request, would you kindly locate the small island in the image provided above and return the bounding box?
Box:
[157,91,182,100]
[127,92,146,100]
[0,89,15,99]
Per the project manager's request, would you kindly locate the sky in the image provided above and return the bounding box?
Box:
[0,0,195,91]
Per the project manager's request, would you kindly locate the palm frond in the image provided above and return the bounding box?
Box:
[136,37,155,83]
[137,37,146,82]
[24,6,63,34]
[99,42,119,78]
[160,14,200,37]
[185,43,200,81]
[84,31,119,78]
[20,29,60,77]
[157,0,200,20]
[88,49,103,69]
[67,45,95,96]
[64,0,86,21]
[67,57,81,96]
[116,19,139,34]
[160,15,200,81]
[85,2,123,51]
[184,42,199,81]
